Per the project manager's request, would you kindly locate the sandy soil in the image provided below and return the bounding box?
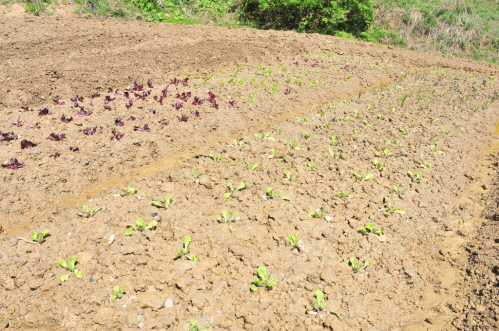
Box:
[1,14,499,331]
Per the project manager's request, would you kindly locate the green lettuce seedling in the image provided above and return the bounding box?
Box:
[311,290,328,311]
[373,159,385,171]
[192,170,201,178]
[218,210,239,224]
[388,141,402,146]
[30,229,50,244]
[383,199,405,216]
[309,209,326,218]
[330,136,340,146]
[306,161,318,171]
[285,233,299,247]
[233,140,244,149]
[189,319,202,331]
[349,258,372,272]
[250,266,276,291]
[420,160,434,168]
[429,145,443,155]
[283,169,299,181]
[122,186,137,195]
[151,195,173,208]
[364,120,373,126]
[254,132,275,141]
[111,286,125,301]
[302,132,313,139]
[354,170,374,181]
[268,148,283,161]
[174,236,193,260]
[126,217,157,236]
[329,148,343,159]
[187,255,199,262]
[266,187,287,200]
[245,161,259,170]
[426,117,439,124]
[224,182,246,199]
[401,127,407,135]
[377,114,385,120]
[324,123,332,129]
[359,223,384,235]
[407,171,422,182]
[376,148,392,158]
[284,138,300,150]
[335,190,351,199]
[392,186,406,197]
[354,109,360,116]
[77,206,102,218]
[209,151,222,161]
[59,256,83,281]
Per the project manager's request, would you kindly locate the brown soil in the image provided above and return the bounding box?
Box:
[1,14,499,331]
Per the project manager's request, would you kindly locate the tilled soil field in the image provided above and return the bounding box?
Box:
[1,14,499,331]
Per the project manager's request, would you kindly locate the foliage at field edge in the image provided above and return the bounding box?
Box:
[4,0,499,64]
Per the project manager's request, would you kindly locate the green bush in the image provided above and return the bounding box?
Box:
[240,0,375,35]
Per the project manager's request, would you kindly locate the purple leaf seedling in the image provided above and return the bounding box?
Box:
[2,158,25,170]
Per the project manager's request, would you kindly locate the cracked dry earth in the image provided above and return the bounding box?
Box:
[1,14,499,331]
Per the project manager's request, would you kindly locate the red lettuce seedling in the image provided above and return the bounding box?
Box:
[147,79,154,88]
[91,92,101,98]
[182,77,189,86]
[160,119,169,129]
[20,107,33,112]
[170,78,181,86]
[191,110,201,118]
[210,100,219,109]
[53,98,66,105]
[285,89,291,95]
[83,127,102,135]
[61,115,73,123]
[1,132,18,143]
[149,109,157,115]
[12,117,22,127]
[111,130,124,141]
[123,91,129,98]
[104,105,112,111]
[175,92,192,101]
[75,110,93,117]
[127,116,136,121]
[293,61,298,65]
[21,140,38,149]
[161,85,169,97]
[175,101,183,110]
[133,124,151,132]
[207,92,216,102]
[154,95,164,105]
[229,100,236,108]
[105,96,116,104]
[70,95,84,102]
[178,115,189,122]
[134,90,151,100]
[27,123,40,130]
[70,146,79,152]
[47,133,66,141]
[133,81,144,91]
[2,158,25,170]
[115,117,124,126]
[38,108,52,116]
[126,99,134,109]
[50,152,61,160]
[192,96,204,105]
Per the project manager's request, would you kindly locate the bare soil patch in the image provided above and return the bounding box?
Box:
[0,16,499,331]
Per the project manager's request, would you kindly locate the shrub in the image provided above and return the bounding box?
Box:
[240,0,375,35]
